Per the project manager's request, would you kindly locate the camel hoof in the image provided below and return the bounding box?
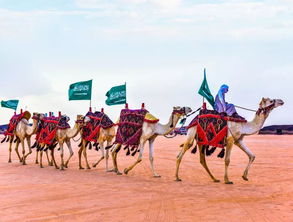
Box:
[175,178,182,182]
[22,162,27,165]
[60,168,64,171]
[124,168,129,175]
[242,176,248,181]
[92,164,97,168]
[86,167,91,170]
[213,179,220,183]
[225,181,234,184]
[35,161,39,164]
[79,167,84,170]
[153,175,161,178]
[40,166,44,168]
[117,171,122,175]
[8,160,12,163]
[64,165,68,168]
[107,169,115,173]
[19,158,23,162]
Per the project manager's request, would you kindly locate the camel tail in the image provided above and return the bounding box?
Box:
[217,149,225,158]
[1,136,7,143]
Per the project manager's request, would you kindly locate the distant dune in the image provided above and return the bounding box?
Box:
[259,125,293,135]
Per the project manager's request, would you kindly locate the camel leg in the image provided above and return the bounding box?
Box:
[64,140,74,168]
[105,145,110,172]
[8,141,13,163]
[224,139,234,184]
[23,136,32,162]
[149,138,160,178]
[21,139,27,165]
[50,148,59,169]
[40,150,44,168]
[234,139,255,181]
[199,145,220,182]
[35,150,39,164]
[45,150,52,166]
[59,141,65,170]
[78,143,84,170]
[110,144,122,175]
[175,142,191,181]
[83,145,91,169]
[124,142,146,175]
[92,142,105,169]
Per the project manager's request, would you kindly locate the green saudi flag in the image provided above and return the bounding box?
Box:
[1,100,19,110]
[68,80,92,101]
[105,84,126,106]
[198,69,215,107]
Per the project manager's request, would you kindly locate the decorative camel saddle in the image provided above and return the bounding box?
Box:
[4,111,31,137]
[188,109,247,148]
[82,111,114,142]
[36,116,70,146]
[114,108,159,156]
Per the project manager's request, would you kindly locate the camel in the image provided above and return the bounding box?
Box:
[91,126,116,171]
[175,98,284,184]
[4,112,44,164]
[38,115,84,169]
[111,106,192,177]
[78,113,116,171]
[53,115,84,170]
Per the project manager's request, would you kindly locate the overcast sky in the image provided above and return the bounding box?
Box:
[0,0,292,126]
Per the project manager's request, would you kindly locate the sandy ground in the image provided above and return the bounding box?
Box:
[0,135,292,222]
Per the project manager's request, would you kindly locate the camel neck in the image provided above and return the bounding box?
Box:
[155,113,180,135]
[66,123,80,138]
[243,113,268,135]
[26,119,38,136]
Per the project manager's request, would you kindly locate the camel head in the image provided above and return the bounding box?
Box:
[172,106,192,117]
[75,115,84,126]
[60,115,70,122]
[257,98,284,116]
[32,112,45,121]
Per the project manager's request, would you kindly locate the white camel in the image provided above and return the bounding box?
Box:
[175,98,284,184]
[111,106,192,177]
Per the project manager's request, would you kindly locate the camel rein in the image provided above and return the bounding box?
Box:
[234,105,257,113]
[164,106,201,139]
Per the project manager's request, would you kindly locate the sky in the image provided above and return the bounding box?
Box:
[0,0,292,126]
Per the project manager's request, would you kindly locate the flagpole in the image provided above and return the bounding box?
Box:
[125,82,127,104]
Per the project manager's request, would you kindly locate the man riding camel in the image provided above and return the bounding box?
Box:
[214,84,244,119]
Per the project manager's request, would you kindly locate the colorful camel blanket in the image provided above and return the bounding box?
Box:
[4,111,31,136]
[188,110,228,148]
[115,109,159,156]
[37,116,70,145]
[82,111,114,142]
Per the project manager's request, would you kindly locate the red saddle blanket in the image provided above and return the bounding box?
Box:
[82,111,114,142]
[37,116,70,145]
[115,109,148,156]
[188,110,231,148]
[4,112,30,136]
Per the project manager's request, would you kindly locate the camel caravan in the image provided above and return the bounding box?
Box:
[0,79,284,184]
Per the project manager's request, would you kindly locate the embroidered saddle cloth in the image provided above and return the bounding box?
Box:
[82,111,114,142]
[37,116,70,145]
[4,111,31,136]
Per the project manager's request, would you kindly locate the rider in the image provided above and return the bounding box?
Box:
[214,84,244,119]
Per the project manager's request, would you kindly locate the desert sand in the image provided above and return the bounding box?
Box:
[0,135,292,222]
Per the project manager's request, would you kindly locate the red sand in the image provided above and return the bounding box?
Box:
[0,135,292,222]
